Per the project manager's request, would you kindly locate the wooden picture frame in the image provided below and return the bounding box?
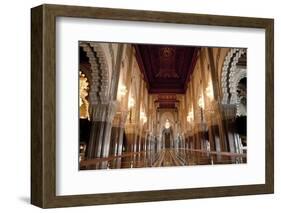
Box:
[31,4,274,208]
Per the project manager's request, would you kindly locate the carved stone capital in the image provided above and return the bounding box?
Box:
[120,110,129,128]
[221,104,237,119]
[91,104,107,122]
[91,101,117,122]
[106,101,118,122]
[125,123,136,134]
[112,113,121,127]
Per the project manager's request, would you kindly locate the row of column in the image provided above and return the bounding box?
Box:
[86,102,117,159]
[183,48,243,154]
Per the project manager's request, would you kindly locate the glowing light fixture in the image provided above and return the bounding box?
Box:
[118,84,128,98]
[128,96,135,109]
[198,93,205,109]
[140,111,147,124]
[165,119,171,129]
[206,80,214,100]
[79,71,90,120]
[187,107,194,123]
[143,116,147,124]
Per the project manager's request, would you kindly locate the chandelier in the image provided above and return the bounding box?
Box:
[205,80,214,100]
[118,84,127,98]
[128,96,135,108]
[140,111,147,124]
[165,119,171,129]
[187,107,194,123]
[198,93,205,109]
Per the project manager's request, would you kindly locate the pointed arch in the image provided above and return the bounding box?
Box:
[79,42,110,105]
[221,48,247,113]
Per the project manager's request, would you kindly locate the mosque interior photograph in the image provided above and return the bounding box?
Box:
[79,42,247,170]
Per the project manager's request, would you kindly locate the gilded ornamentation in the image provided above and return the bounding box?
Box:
[79,71,90,120]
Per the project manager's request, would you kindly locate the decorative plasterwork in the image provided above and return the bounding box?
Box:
[221,48,239,104]
[112,110,128,128]
[229,50,246,102]
[91,101,117,122]
[80,42,110,105]
[232,68,247,116]
[221,48,247,116]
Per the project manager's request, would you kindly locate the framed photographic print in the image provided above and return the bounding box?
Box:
[31,4,274,208]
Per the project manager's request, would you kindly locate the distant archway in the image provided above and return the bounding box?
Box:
[161,127,174,149]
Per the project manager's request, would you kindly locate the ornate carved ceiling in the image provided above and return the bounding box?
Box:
[155,94,179,109]
[134,44,198,94]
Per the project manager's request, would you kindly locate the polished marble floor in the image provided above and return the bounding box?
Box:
[80,149,246,170]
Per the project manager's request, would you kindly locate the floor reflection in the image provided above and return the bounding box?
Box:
[80,149,246,170]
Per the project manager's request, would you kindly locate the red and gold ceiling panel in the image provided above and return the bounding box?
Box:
[134,44,198,94]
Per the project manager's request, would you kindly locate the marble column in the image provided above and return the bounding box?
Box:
[125,123,136,153]
[205,111,216,152]
[87,120,106,159]
[109,111,127,168]
[213,124,221,152]
[101,102,117,158]
[207,48,234,153]
[109,125,119,156]
[222,104,240,153]
[86,102,117,159]
[117,110,128,155]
